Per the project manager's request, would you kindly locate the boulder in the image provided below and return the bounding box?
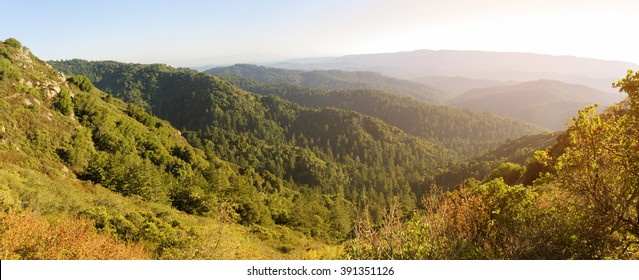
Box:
[57,72,66,83]
[45,84,62,98]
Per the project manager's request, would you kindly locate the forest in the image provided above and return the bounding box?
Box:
[2,38,638,259]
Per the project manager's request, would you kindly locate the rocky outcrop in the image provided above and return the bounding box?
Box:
[43,82,61,98]
[10,46,66,99]
[56,71,66,83]
[12,48,33,64]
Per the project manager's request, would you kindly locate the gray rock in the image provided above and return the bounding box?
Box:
[57,72,66,83]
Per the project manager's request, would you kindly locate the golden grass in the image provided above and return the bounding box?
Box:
[0,209,151,259]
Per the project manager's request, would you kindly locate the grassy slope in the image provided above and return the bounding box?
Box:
[0,39,335,259]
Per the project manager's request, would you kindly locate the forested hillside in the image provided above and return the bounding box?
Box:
[433,132,559,189]
[49,58,459,237]
[2,39,347,259]
[5,38,638,260]
[199,64,543,157]
[4,39,376,259]
[205,64,451,103]
[346,71,639,259]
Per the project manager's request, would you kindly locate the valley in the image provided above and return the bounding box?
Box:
[2,38,638,260]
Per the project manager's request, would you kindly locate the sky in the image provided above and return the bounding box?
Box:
[3,0,638,67]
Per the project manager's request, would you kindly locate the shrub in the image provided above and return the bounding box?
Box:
[0,46,11,60]
[170,184,213,215]
[4,38,22,49]
[487,162,524,185]
[67,75,94,92]
[0,63,21,80]
[54,90,74,116]
[0,209,150,259]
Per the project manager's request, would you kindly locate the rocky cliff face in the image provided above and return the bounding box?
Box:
[10,44,67,98]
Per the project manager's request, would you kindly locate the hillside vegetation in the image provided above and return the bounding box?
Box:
[433,132,560,189]
[50,59,464,226]
[5,38,637,259]
[346,71,639,259]
[199,64,544,157]
[206,64,451,103]
[0,39,337,259]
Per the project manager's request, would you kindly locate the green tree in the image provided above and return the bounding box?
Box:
[54,90,74,116]
[4,38,22,48]
[613,70,639,115]
[544,70,639,257]
[486,162,524,185]
[67,75,94,92]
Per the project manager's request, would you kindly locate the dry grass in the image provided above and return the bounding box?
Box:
[0,209,151,259]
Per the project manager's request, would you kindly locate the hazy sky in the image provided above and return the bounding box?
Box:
[3,0,638,66]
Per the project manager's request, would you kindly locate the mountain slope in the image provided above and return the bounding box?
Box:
[448,79,623,130]
[433,132,559,189]
[1,39,334,259]
[50,59,461,225]
[196,65,544,157]
[205,64,452,103]
[410,76,517,96]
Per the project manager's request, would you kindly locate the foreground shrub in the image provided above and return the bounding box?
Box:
[0,209,150,259]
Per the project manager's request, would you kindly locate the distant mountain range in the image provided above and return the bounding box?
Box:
[447,79,624,130]
[269,49,638,93]
[410,76,517,96]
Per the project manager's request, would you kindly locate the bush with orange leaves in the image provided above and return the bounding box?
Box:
[346,178,599,259]
[0,209,150,259]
